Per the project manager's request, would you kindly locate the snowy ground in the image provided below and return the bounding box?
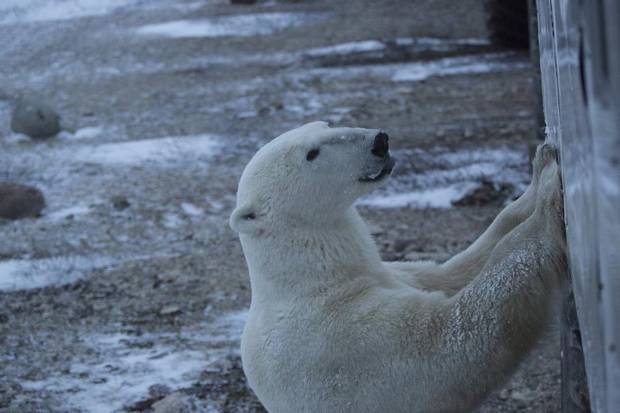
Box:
[0,0,560,412]
[20,310,247,412]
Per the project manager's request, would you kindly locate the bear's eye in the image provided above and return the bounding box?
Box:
[306,148,320,161]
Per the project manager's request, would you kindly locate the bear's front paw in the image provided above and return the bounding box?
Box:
[532,143,558,183]
[536,161,564,220]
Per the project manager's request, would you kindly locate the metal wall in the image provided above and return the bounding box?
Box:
[536,0,620,411]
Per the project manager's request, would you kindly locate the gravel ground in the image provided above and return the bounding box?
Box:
[0,0,560,412]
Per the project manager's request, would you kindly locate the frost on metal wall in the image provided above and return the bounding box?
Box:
[537,0,620,411]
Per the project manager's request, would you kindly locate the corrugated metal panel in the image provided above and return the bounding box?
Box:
[536,0,620,411]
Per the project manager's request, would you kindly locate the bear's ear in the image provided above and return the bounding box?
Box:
[229,203,263,234]
[299,121,329,131]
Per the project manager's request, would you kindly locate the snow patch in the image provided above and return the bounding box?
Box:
[391,54,529,82]
[135,12,325,38]
[361,183,480,209]
[58,126,104,140]
[21,310,248,413]
[46,205,91,221]
[394,36,489,48]
[304,40,385,57]
[0,0,131,24]
[359,146,529,209]
[23,334,206,413]
[4,133,31,143]
[0,255,114,291]
[200,310,247,345]
[162,213,183,229]
[0,0,206,24]
[295,53,530,83]
[302,37,490,60]
[77,134,219,165]
[181,202,204,216]
[206,199,226,213]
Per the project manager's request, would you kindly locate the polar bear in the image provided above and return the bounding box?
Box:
[230,121,566,413]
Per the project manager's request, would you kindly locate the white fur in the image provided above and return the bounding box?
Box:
[231,122,566,413]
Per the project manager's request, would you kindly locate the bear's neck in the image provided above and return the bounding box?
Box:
[240,207,386,304]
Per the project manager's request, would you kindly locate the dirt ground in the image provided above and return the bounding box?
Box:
[0,0,560,411]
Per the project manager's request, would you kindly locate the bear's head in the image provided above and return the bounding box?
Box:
[230,121,394,236]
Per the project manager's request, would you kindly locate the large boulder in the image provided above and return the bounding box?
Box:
[10,98,61,140]
[0,183,46,220]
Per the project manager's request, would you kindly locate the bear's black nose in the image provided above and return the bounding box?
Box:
[371,132,389,158]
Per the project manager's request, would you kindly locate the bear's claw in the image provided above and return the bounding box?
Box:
[532,143,558,182]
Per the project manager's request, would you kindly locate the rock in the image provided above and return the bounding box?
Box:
[110,195,130,210]
[123,384,173,412]
[452,179,514,207]
[152,393,190,413]
[10,97,61,140]
[126,396,162,412]
[230,0,257,4]
[149,384,172,399]
[393,238,413,253]
[0,183,45,220]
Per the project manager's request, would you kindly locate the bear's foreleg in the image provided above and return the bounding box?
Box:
[428,158,566,410]
[409,144,558,296]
